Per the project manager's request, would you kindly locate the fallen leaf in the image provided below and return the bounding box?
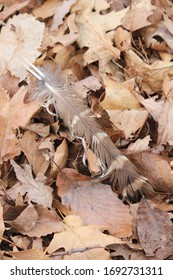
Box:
[0,13,44,80]
[137,198,173,259]
[125,50,173,92]
[127,135,151,153]
[129,152,173,193]
[100,76,140,110]
[107,109,148,139]
[114,26,131,51]
[8,160,53,208]
[86,149,101,175]
[6,204,38,233]
[64,248,110,260]
[73,0,128,65]
[47,215,123,259]
[22,205,64,237]
[122,0,155,31]
[0,0,29,21]
[21,131,50,176]
[52,139,68,173]
[51,0,77,31]
[33,0,61,19]
[5,249,49,260]
[25,123,50,138]
[57,168,133,237]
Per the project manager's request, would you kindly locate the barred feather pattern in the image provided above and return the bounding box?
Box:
[24,61,156,202]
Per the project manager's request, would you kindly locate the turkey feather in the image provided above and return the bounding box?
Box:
[23,59,156,202]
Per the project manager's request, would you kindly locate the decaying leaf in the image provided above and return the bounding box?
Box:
[5,249,49,260]
[21,205,64,237]
[57,168,133,237]
[8,160,53,208]
[21,131,50,176]
[107,109,148,139]
[0,13,44,80]
[100,75,140,110]
[129,152,173,193]
[73,0,127,65]
[137,198,173,259]
[47,215,123,259]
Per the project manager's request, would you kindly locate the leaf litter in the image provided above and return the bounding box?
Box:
[0,0,173,260]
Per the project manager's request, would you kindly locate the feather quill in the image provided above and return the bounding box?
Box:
[23,60,156,202]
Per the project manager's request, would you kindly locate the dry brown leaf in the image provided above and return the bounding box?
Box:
[125,50,173,92]
[157,100,173,145]
[52,139,68,173]
[0,202,5,242]
[6,204,38,233]
[11,236,30,250]
[114,26,131,51]
[107,109,148,139]
[137,198,173,259]
[127,135,151,153]
[33,0,61,19]
[22,205,64,237]
[73,0,128,65]
[73,76,102,98]
[57,168,132,237]
[100,76,140,110]
[47,215,123,259]
[0,0,29,21]
[5,249,49,260]
[25,123,50,138]
[8,160,53,208]
[0,13,44,80]
[129,152,173,193]
[86,149,101,175]
[51,0,77,31]
[21,131,50,176]
[141,96,164,122]
[122,0,155,31]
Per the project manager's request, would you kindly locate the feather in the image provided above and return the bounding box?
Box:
[23,59,156,202]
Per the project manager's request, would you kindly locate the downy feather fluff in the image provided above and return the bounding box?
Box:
[24,61,156,202]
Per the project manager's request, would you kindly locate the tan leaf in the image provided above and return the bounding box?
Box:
[73,0,128,64]
[114,26,131,51]
[52,139,68,173]
[25,123,50,138]
[57,169,133,237]
[107,109,148,139]
[122,0,155,31]
[8,160,53,208]
[23,205,64,237]
[5,249,49,260]
[51,0,77,31]
[137,198,173,259]
[21,131,50,176]
[157,100,173,145]
[6,204,38,233]
[127,135,151,153]
[141,96,164,122]
[129,152,173,193]
[33,0,61,19]
[47,215,123,259]
[0,13,44,80]
[100,76,140,110]
[86,149,101,175]
[125,50,173,92]
[0,0,29,21]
